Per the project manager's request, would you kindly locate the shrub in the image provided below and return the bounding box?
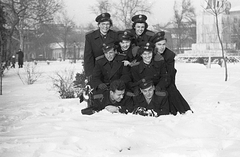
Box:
[73,71,87,88]
[51,68,77,99]
[17,62,42,85]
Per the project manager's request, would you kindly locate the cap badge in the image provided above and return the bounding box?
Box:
[102,13,105,17]
[124,31,128,35]
[139,15,142,18]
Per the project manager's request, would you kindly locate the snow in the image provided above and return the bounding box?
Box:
[1,61,240,157]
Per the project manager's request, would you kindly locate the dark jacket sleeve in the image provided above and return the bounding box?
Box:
[154,95,169,116]
[118,95,134,114]
[120,65,131,84]
[164,48,177,83]
[156,62,171,90]
[91,61,104,89]
[84,34,95,77]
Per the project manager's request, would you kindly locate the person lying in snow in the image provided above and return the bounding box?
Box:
[133,78,169,117]
[81,79,134,115]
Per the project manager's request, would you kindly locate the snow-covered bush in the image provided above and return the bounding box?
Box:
[51,68,76,99]
[17,62,42,85]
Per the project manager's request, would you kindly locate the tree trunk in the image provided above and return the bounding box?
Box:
[0,34,3,95]
[215,14,228,81]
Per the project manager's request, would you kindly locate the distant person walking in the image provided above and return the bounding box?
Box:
[16,49,24,68]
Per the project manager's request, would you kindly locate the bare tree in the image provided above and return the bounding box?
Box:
[113,0,153,29]
[1,0,62,59]
[90,0,153,29]
[204,0,231,81]
[54,11,76,61]
[90,0,112,15]
[0,3,7,95]
[172,0,196,54]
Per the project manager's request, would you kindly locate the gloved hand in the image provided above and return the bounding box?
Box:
[133,107,147,116]
[146,109,157,117]
[98,83,107,90]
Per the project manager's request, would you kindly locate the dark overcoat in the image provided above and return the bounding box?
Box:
[130,60,170,92]
[91,55,131,89]
[16,50,24,65]
[155,48,192,115]
[157,48,176,84]
[133,93,169,116]
[128,29,155,46]
[92,90,134,114]
[84,29,118,77]
[116,46,135,62]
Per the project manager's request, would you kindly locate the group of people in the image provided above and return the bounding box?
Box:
[81,12,192,117]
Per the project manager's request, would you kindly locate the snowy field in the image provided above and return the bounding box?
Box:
[0,60,240,157]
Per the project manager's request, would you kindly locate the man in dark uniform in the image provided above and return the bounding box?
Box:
[81,79,134,115]
[128,14,155,46]
[84,12,118,80]
[129,42,170,96]
[91,43,131,91]
[151,31,177,84]
[151,31,193,115]
[116,30,141,66]
[133,79,169,117]
[16,49,24,68]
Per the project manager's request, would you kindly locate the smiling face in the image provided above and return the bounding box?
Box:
[140,85,155,100]
[99,21,111,35]
[119,40,131,51]
[134,23,145,36]
[104,48,116,61]
[141,50,153,64]
[155,40,166,54]
[110,89,125,102]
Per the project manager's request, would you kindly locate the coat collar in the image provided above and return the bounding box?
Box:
[98,55,123,79]
[138,60,154,73]
[94,29,114,39]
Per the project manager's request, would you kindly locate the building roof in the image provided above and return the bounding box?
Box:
[50,42,64,49]
[230,6,240,12]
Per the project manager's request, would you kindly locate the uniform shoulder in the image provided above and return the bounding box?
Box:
[95,55,105,61]
[145,30,155,37]
[165,48,176,59]
[109,29,117,33]
[125,91,135,97]
[155,91,167,97]
[85,29,98,36]
[130,61,140,67]
[116,54,126,60]
[93,93,104,100]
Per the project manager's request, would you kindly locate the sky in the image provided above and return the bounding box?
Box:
[62,0,240,27]
[0,60,240,156]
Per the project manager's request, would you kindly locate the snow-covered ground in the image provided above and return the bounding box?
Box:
[0,61,240,157]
